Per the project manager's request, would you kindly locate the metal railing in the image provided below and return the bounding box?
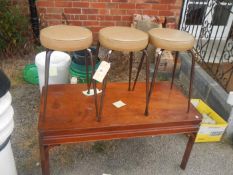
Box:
[179,0,233,91]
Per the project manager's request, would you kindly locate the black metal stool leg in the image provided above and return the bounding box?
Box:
[145,50,150,116]
[85,50,91,94]
[188,50,196,113]
[87,48,99,121]
[96,41,100,60]
[43,50,53,118]
[128,52,133,91]
[98,50,112,121]
[171,51,179,89]
[145,49,164,116]
[132,50,146,91]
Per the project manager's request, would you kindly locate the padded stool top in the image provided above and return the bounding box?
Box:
[40,25,93,52]
[99,26,148,52]
[148,28,195,51]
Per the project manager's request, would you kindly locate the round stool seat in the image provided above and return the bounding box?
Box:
[99,26,148,52]
[40,25,93,52]
[148,28,195,51]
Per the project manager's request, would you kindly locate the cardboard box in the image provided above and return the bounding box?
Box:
[158,51,174,72]
[191,99,228,142]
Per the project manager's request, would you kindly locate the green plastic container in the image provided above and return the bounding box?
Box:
[69,60,100,83]
[69,67,92,83]
[70,60,100,73]
[23,64,39,84]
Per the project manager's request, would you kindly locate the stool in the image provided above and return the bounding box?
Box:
[40,25,97,119]
[97,26,149,121]
[143,28,196,115]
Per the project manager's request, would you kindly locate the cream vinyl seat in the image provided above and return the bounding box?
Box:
[40,25,92,51]
[99,26,148,52]
[148,28,195,51]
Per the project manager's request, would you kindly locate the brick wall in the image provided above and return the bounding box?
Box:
[37,0,183,39]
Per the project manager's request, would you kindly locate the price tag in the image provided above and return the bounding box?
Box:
[49,67,58,76]
[113,100,126,108]
[93,61,111,83]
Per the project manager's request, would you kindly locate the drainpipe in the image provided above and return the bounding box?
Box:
[226,92,233,140]
[28,0,40,40]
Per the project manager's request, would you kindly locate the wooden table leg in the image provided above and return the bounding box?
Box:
[39,142,50,175]
[180,133,196,170]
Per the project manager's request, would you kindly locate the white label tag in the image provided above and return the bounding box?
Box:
[70,77,78,84]
[198,126,226,135]
[93,61,111,83]
[113,100,126,108]
[82,88,102,96]
[49,67,57,76]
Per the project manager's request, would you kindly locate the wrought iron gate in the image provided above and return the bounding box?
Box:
[179,0,233,91]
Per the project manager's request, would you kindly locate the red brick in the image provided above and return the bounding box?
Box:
[106,3,118,8]
[55,1,72,7]
[69,21,83,26]
[160,0,176,4]
[159,10,173,16]
[44,14,62,20]
[110,9,126,15]
[122,15,132,21]
[88,15,97,20]
[136,3,152,9]
[64,8,81,14]
[99,21,115,26]
[73,2,89,8]
[90,3,106,8]
[79,15,88,20]
[105,16,113,20]
[119,3,135,9]
[37,1,54,7]
[152,4,168,10]
[98,9,110,15]
[98,0,111,2]
[112,0,127,2]
[47,8,63,14]
[66,15,79,21]
[143,10,159,15]
[126,9,142,15]
[112,16,122,20]
[82,9,98,14]
[115,21,130,26]
[96,15,105,20]
[48,21,62,26]
[83,21,99,26]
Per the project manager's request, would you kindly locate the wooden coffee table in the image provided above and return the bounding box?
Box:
[38,82,202,175]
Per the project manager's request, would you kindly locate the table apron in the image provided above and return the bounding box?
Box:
[40,125,199,146]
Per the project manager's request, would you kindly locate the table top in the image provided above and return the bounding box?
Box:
[39,82,201,139]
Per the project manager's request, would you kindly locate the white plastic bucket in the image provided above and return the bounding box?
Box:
[0,106,14,145]
[0,92,12,117]
[0,141,17,175]
[35,51,71,92]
